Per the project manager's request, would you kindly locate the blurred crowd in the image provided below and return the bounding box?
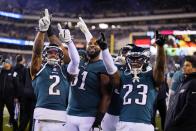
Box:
[0,0,195,18]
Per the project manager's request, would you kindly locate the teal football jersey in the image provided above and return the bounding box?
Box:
[32,64,69,111]
[107,64,125,116]
[67,60,107,117]
[119,70,158,124]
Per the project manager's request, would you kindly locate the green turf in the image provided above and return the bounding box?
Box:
[3,107,12,131]
[3,107,29,131]
[155,115,163,131]
[3,116,12,131]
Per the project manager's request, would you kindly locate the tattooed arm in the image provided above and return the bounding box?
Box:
[30,9,50,80]
[30,32,45,80]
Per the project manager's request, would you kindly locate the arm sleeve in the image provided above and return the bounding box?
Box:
[67,40,80,75]
[102,49,117,75]
[84,31,93,43]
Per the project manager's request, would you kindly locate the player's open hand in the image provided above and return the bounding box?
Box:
[39,9,50,32]
[58,23,72,43]
[76,17,90,34]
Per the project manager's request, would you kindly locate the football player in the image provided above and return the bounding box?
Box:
[101,44,133,131]
[30,9,79,131]
[65,17,111,131]
[97,31,166,131]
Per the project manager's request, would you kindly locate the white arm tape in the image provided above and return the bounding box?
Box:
[102,49,118,75]
[67,40,80,75]
[85,31,93,43]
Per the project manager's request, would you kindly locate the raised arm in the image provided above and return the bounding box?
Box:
[30,32,45,79]
[30,9,50,80]
[30,9,50,79]
[97,33,120,89]
[153,31,166,87]
[77,17,93,43]
[58,23,80,76]
[47,25,70,64]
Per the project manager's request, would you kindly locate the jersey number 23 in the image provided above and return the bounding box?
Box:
[123,84,148,105]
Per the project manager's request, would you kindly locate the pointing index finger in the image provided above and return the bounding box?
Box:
[45,9,49,18]
[57,23,62,30]
[79,17,85,23]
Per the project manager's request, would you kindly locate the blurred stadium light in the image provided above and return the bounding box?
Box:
[99,23,108,29]
[0,11,22,19]
[0,37,49,46]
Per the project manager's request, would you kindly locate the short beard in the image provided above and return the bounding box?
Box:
[87,50,100,59]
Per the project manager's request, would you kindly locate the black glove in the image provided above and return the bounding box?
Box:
[92,112,105,130]
[96,33,108,50]
[47,22,69,37]
[47,25,55,37]
[155,30,165,46]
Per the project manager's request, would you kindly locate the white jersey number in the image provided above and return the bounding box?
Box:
[123,84,148,105]
[71,70,88,90]
[49,75,60,95]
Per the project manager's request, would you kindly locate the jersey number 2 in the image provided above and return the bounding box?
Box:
[49,75,60,95]
[123,84,148,105]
